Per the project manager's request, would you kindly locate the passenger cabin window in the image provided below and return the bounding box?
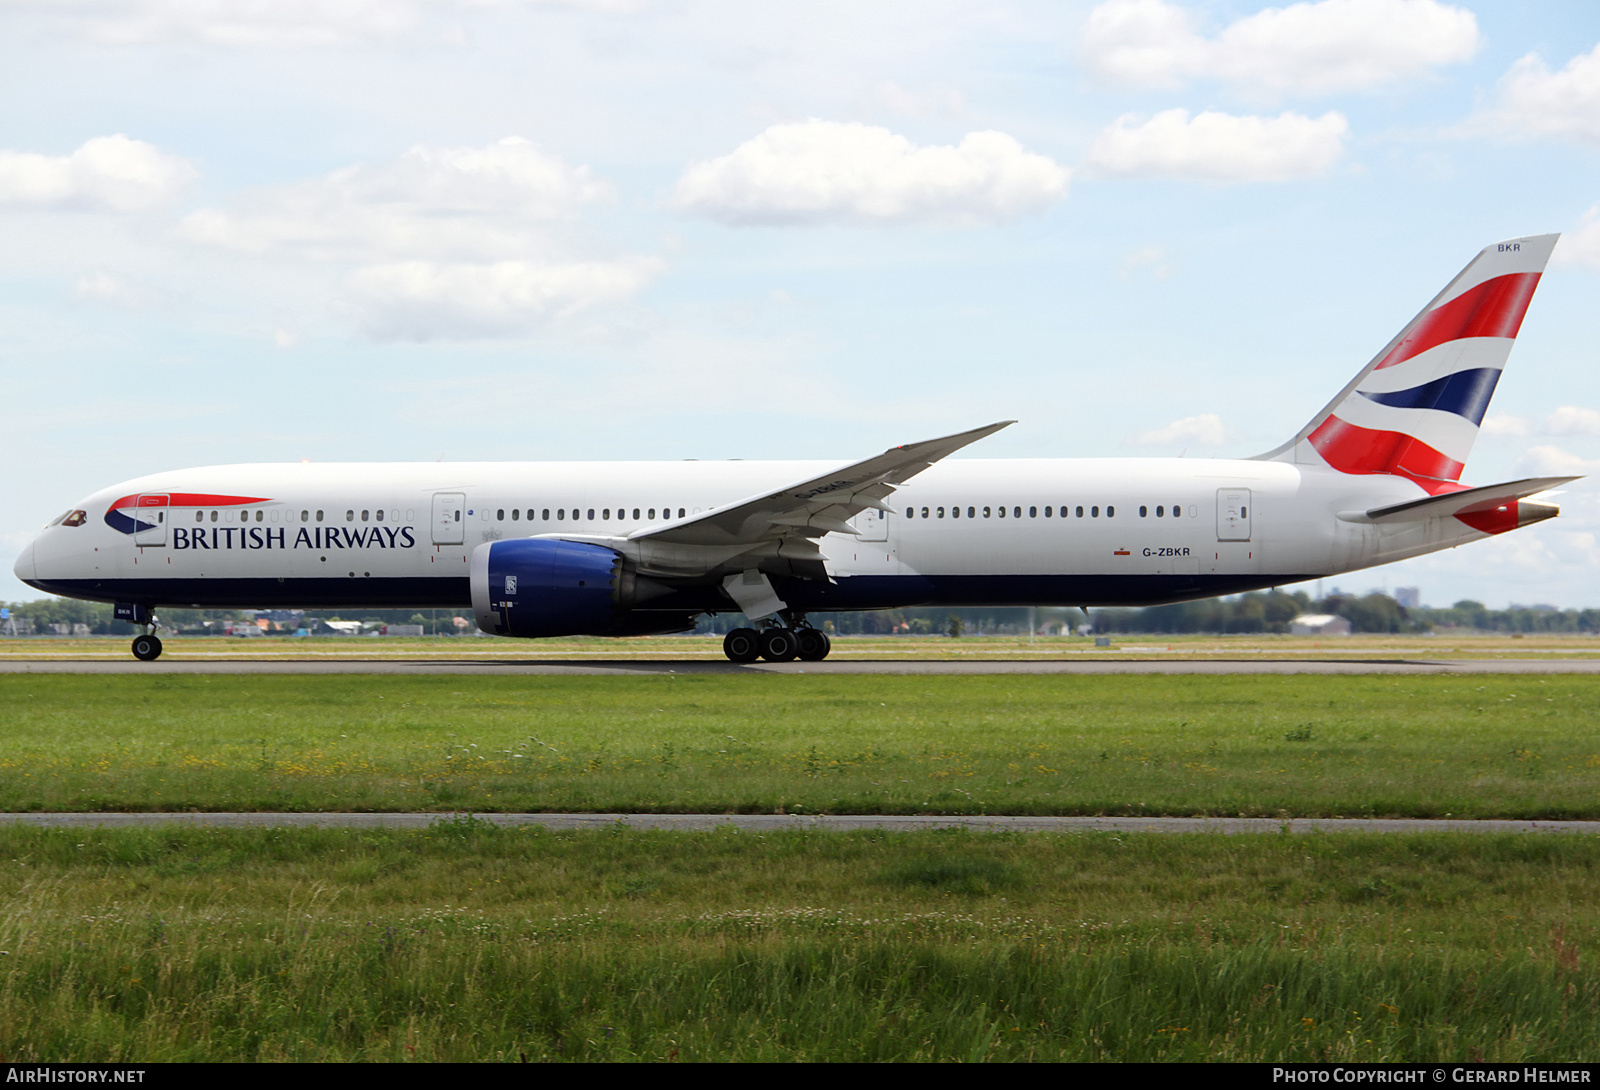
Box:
[376,509,385,522]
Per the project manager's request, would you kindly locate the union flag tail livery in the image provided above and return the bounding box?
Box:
[14,235,1580,661]
[1266,234,1558,493]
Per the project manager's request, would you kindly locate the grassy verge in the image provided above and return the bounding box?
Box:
[0,824,1594,1061]
[2,674,1597,817]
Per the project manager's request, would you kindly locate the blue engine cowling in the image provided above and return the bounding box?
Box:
[471,538,620,637]
[470,538,694,638]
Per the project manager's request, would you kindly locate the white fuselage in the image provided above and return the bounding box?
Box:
[15,455,1480,616]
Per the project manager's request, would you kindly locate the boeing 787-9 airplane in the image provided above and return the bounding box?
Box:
[14,235,1575,662]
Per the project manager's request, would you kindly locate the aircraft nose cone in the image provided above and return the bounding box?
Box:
[12,537,36,584]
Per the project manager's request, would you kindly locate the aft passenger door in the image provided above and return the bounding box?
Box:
[432,493,465,545]
[1216,488,1251,542]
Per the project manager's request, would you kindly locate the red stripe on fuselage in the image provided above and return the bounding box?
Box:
[109,492,273,511]
[1374,272,1541,371]
[1307,416,1465,495]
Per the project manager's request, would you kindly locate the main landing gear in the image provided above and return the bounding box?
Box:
[722,617,831,663]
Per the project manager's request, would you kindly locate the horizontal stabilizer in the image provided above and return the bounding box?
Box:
[1360,475,1579,523]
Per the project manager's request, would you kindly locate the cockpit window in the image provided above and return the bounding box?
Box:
[61,510,87,527]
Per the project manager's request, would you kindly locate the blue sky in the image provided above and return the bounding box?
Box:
[3,0,1598,609]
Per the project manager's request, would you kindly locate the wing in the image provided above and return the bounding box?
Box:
[584,421,1012,580]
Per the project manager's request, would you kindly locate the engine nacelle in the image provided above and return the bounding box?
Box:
[470,538,695,638]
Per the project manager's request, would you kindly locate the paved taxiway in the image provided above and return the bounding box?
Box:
[1,813,1596,835]
[5,656,1600,675]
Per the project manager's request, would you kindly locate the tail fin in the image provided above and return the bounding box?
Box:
[1260,234,1558,493]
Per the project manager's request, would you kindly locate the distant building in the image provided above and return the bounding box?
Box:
[1394,587,1421,609]
[1290,614,1352,637]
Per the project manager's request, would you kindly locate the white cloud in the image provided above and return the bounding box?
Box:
[182,137,609,261]
[1119,244,1177,280]
[1130,412,1228,447]
[0,135,195,211]
[1472,42,1600,146]
[1555,207,1600,269]
[183,138,657,340]
[78,0,426,48]
[1081,0,1479,96]
[348,256,667,340]
[58,0,643,50]
[1480,413,1531,438]
[1486,408,1600,441]
[671,120,1070,226]
[1543,406,1600,438]
[72,271,146,306]
[1086,108,1347,181]
[1515,445,1600,478]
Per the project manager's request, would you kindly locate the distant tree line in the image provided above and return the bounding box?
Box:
[8,594,1600,638]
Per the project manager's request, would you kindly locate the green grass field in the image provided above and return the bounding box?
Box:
[3,669,1598,1062]
[2,673,1597,817]
[0,823,1595,1062]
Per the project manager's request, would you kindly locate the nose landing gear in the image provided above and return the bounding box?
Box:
[131,631,163,662]
[116,603,164,661]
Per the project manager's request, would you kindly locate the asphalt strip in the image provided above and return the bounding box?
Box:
[0,813,1596,834]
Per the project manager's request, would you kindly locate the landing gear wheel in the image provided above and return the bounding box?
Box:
[758,628,799,663]
[723,627,761,663]
[795,629,831,661]
[131,634,163,662]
